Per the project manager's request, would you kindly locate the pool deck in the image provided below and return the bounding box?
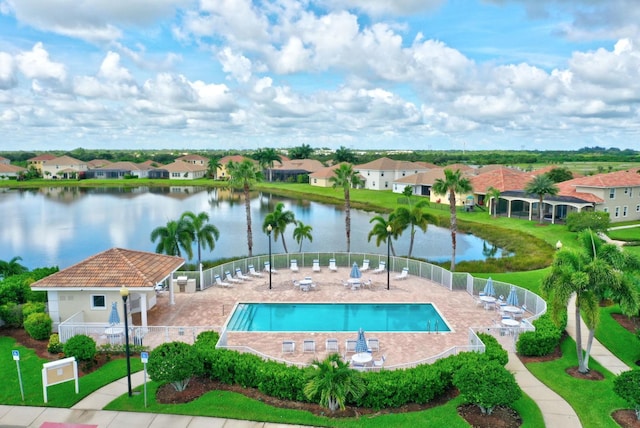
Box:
[139,266,508,367]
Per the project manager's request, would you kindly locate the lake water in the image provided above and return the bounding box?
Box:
[0,186,506,270]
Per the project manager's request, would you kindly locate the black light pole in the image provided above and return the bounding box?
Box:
[119,286,132,397]
[386,224,392,290]
[267,224,273,290]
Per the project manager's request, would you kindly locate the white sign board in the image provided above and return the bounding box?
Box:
[12,350,19,361]
[140,351,149,363]
[42,356,79,403]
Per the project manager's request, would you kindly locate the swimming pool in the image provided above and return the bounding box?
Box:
[226,303,451,332]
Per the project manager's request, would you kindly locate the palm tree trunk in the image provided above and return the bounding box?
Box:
[575,299,587,373]
[344,188,351,253]
[538,196,544,224]
[408,227,415,257]
[449,190,457,272]
[280,232,288,253]
[584,328,596,373]
[244,184,253,257]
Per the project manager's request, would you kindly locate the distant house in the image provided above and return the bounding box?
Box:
[149,161,207,180]
[354,157,431,190]
[469,167,535,207]
[85,161,154,179]
[0,163,27,179]
[309,163,346,187]
[86,159,112,169]
[27,154,56,173]
[41,155,88,179]
[176,154,209,166]
[269,159,324,182]
[217,155,256,179]
[0,156,10,165]
[30,248,185,332]
[392,167,477,206]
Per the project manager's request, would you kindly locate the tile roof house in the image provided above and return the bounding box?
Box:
[41,155,88,179]
[392,167,477,206]
[27,154,57,173]
[309,162,354,187]
[269,159,324,182]
[149,160,207,180]
[217,155,257,179]
[31,248,185,333]
[176,154,209,166]
[0,163,27,179]
[354,157,431,191]
[0,156,10,165]
[85,161,153,179]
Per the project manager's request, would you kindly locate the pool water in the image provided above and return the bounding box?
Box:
[227,303,451,332]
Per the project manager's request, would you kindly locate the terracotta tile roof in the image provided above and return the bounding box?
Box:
[355,157,429,171]
[139,159,164,168]
[0,164,26,174]
[560,168,640,188]
[87,159,112,168]
[177,154,209,162]
[470,167,535,193]
[31,248,185,290]
[309,162,348,179]
[43,155,85,165]
[220,155,254,164]
[159,161,207,172]
[394,169,447,185]
[28,154,56,161]
[271,159,324,172]
[556,181,603,203]
[91,161,143,171]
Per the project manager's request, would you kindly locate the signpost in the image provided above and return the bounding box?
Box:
[141,351,149,407]
[12,350,24,401]
[42,357,78,403]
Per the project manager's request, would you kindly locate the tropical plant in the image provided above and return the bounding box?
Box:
[614,370,640,420]
[207,157,221,179]
[0,256,28,278]
[150,218,194,259]
[23,312,52,340]
[253,148,282,182]
[148,341,200,392]
[303,353,365,413]
[524,174,559,224]
[486,186,501,218]
[226,159,263,257]
[288,144,314,159]
[329,163,364,252]
[263,203,296,253]
[181,211,220,268]
[541,229,640,373]
[63,334,97,362]
[334,146,357,164]
[545,167,573,183]
[432,168,473,271]
[293,221,313,252]
[393,200,432,258]
[367,214,398,256]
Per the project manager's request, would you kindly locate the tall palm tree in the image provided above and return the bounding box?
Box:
[293,221,313,252]
[207,157,221,179]
[368,214,399,256]
[542,229,640,373]
[394,200,433,258]
[150,218,194,259]
[181,211,220,268]
[329,163,364,252]
[0,256,28,278]
[486,186,501,218]
[432,168,473,272]
[304,353,365,413]
[263,202,296,253]
[524,175,559,224]
[226,159,263,257]
[289,144,314,159]
[254,148,282,182]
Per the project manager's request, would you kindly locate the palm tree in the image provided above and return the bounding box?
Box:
[226,159,263,257]
[293,220,313,252]
[263,202,296,253]
[207,157,221,179]
[329,163,364,252]
[0,256,28,278]
[181,211,220,268]
[150,218,194,259]
[542,229,640,373]
[368,214,399,256]
[304,353,365,413]
[432,168,473,272]
[334,146,356,163]
[254,148,282,182]
[289,144,314,159]
[524,175,559,224]
[486,186,501,218]
[394,200,432,258]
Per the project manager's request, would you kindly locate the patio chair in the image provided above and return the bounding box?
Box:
[345,339,357,353]
[326,338,339,353]
[214,274,232,288]
[235,268,252,281]
[303,339,316,353]
[225,271,242,283]
[312,259,321,272]
[394,267,409,280]
[372,261,386,274]
[373,355,386,369]
[290,259,299,272]
[360,259,370,272]
[264,261,278,274]
[328,258,337,272]
[367,338,379,352]
[248,265,263,277]
[282,341,295,353]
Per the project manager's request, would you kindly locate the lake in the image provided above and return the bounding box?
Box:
[0,186,507,269]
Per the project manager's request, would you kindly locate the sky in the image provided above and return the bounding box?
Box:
[1,0,640,153]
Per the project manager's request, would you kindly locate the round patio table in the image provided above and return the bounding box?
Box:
[351,352,373,365]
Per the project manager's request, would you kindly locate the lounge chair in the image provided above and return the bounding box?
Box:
[372,355,386,369]
[367,338,379,352]
[345,339,357,353]
[290,259,299,272]
[214,274,232,288]
[282,341,295,353]
[312,259,321,272]
[326,338,339,353]
[328,258,337,272]
[360,259,370,271]
[394,267,409,280]
[235,268,251,281]
[248,265,263,277]
[303,339,316,353]
[372,261,386,274]
[264,261,278,274]
[225,271,242,283]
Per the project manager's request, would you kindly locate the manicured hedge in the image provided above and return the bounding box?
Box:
[516,313,565,357]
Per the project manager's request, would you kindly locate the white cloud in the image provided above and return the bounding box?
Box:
[218,47,253,82]
[0,51,16,89]
[322,0,445,16]
[98,52,134,82]
[15,42,66,81]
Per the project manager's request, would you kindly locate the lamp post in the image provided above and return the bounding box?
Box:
[267,224,273,290]
[386,224,392,291]
[556,240,563,250]
[119,286,132,397]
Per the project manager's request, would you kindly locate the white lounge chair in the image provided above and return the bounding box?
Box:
[395,267,409,280]
[235,268,251,281]
[282,341,295,353]
[225,271,242,283]
[264,261,278,274]
[303,339,316,353]
[367,338,379,352]
[360,259,370,271]
[345,339,357,353]
[326,338,339,353]
[290,259,299,272]
[373,355,386,370]
[248,264,263,277]
[372,261,386,274]
[214,274,232,288]
[312,259,321,272]
[328,258,337,272]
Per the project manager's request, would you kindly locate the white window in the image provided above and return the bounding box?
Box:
[636,204,640,212]
[91,295,106,309]
[609,188,616,199]
[614,206,620,217]
[603,207,609,213]
[171,172,181,177]
[381,172,384,177]
[384,181,389,188]
[623,206,628,217]
[624,187,629,195]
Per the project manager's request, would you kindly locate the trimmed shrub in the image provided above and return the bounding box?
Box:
[148,341,200,392]
[477,333,508,366]
[257,361,307,402]
[0,302,23,327]
[22,301,46,318]
[63,334,97,361]
[516,313,564,357]
[614,370,640,420]
[48,333,63,354]
[566,211,610,233]
[453,360,522,415]
[23,312,52,340]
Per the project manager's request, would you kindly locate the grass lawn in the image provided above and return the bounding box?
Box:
[526,337,628,428]
[596,305,640,367]
[608,227,640,241]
